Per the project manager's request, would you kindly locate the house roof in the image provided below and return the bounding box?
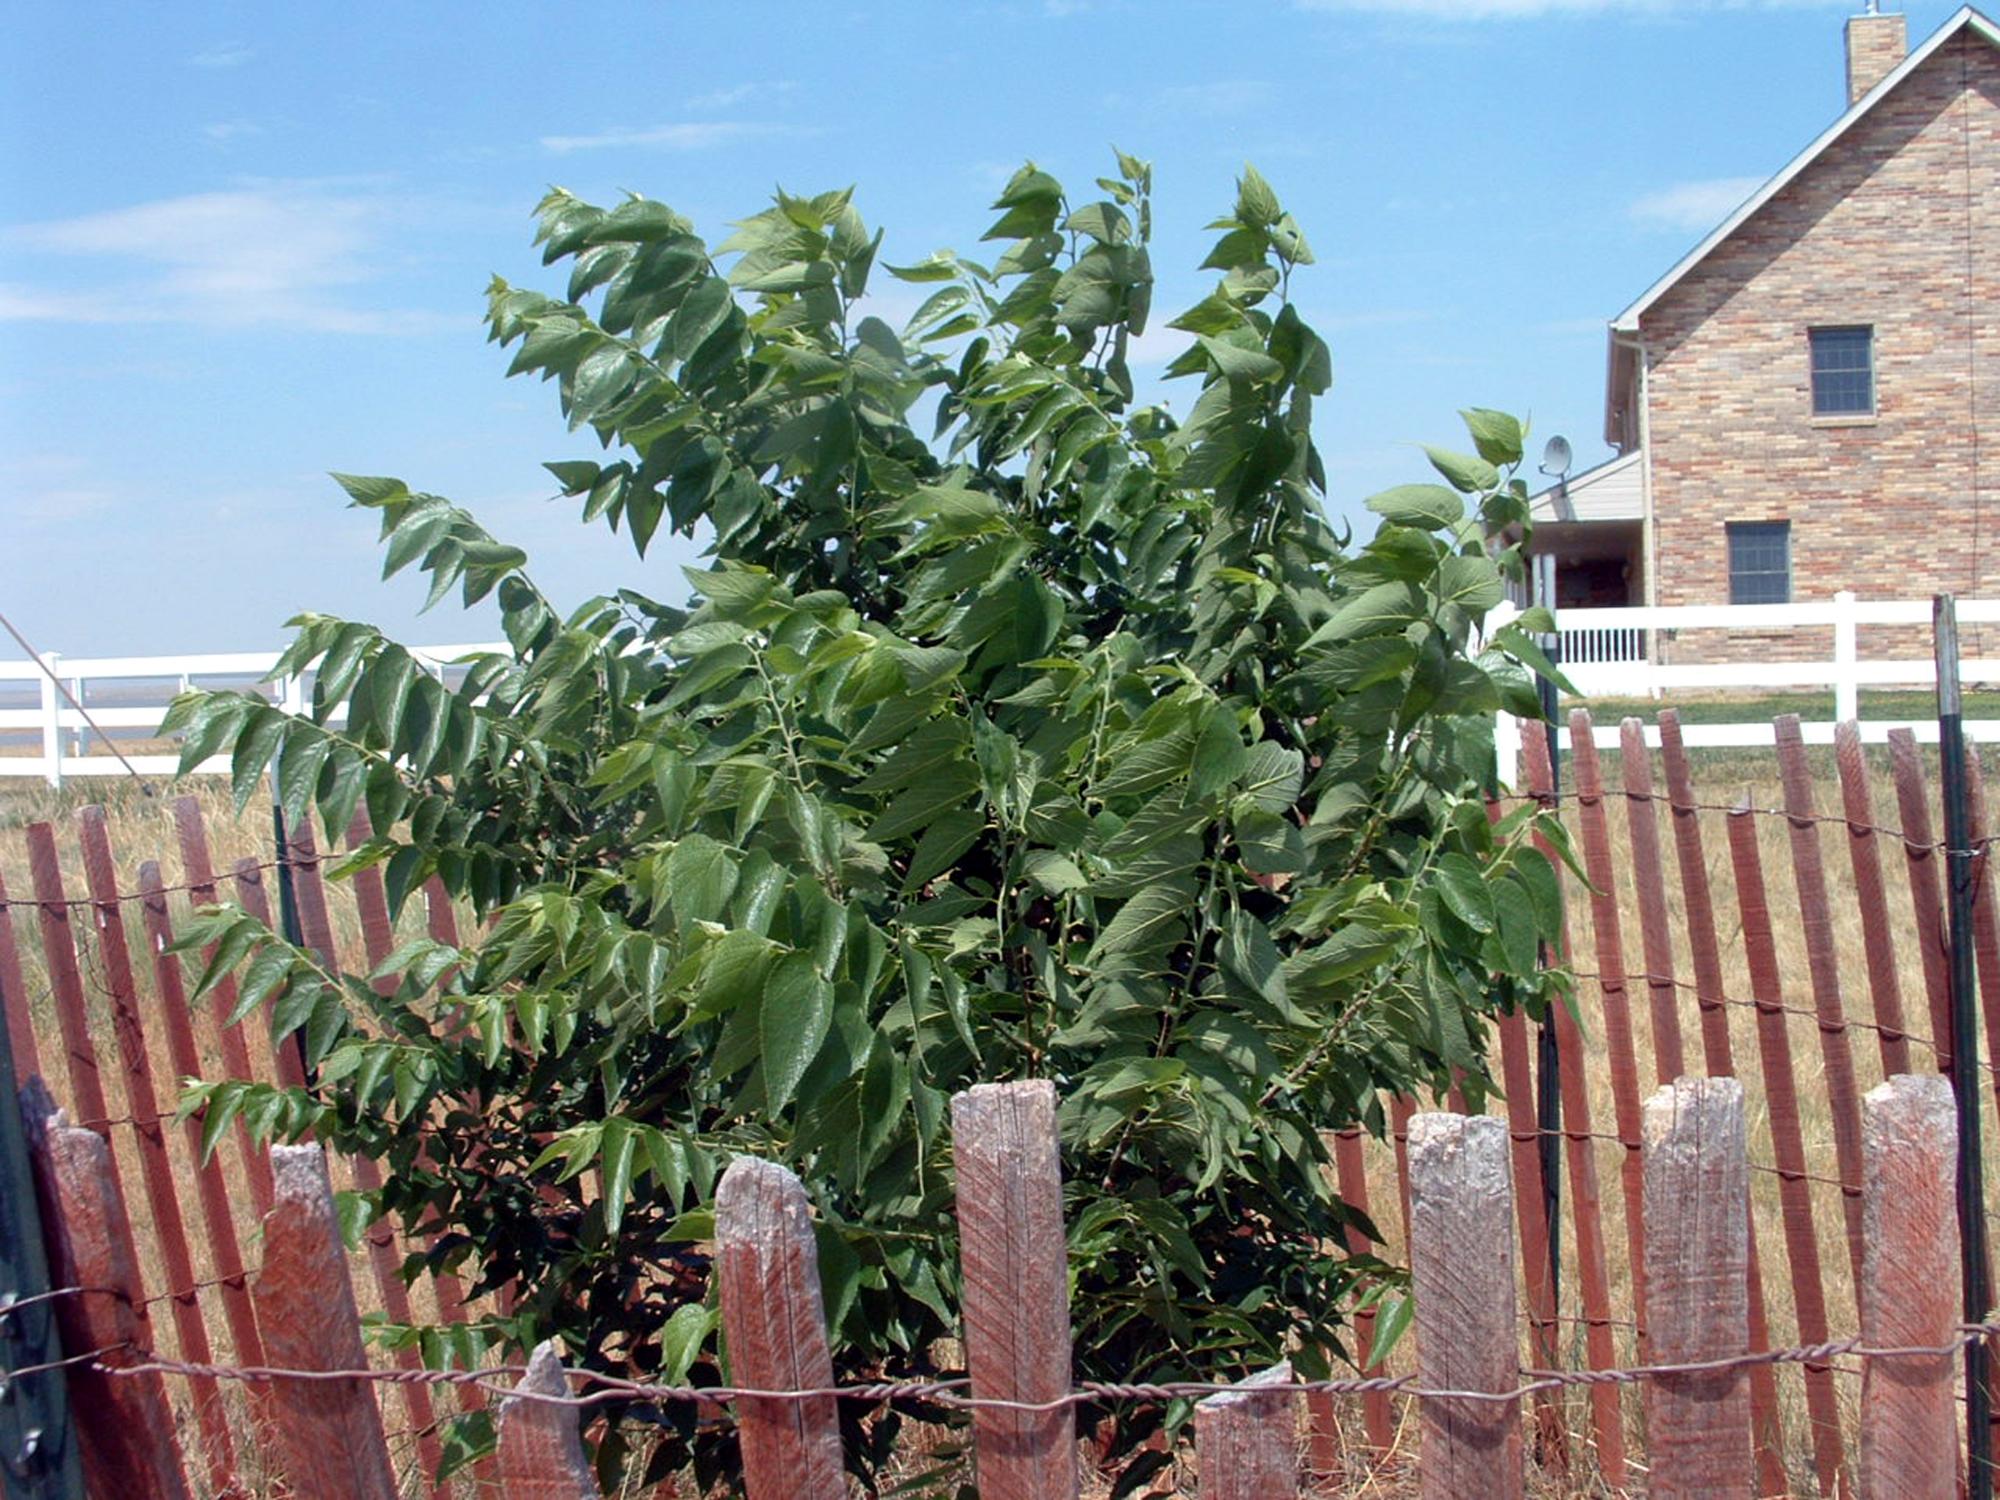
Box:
[1610,5,2000,335]
[1529,449,1644,523]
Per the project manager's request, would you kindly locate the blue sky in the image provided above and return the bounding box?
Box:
[0,0,1964,657]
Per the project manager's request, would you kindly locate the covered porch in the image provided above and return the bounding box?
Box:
[1526,450,1646,663]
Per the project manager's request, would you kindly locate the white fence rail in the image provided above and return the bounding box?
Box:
[1490,591,2000,768]
[6,594,1996,789]
[0,645,504,786]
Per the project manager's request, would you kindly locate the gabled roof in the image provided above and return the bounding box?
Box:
[1610,5,2000,334]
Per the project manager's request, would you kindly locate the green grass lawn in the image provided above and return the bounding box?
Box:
[1569,687,2000,724]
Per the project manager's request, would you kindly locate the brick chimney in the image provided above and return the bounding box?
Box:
[1845,7,1908,105]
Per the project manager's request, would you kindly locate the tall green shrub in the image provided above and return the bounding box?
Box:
[168,153,1569,1490]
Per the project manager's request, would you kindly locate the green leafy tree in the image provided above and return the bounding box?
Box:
[167,153,1569,1492]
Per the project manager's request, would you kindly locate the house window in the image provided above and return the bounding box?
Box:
[1728,521,1791,604]
[1810,325,1874,415]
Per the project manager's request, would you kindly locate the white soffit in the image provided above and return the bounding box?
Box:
[1529,449,1644,522]
[1611,6,2000,333]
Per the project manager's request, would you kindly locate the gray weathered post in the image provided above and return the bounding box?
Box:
[1408,1112,1521,1499]
[952,1080,1078,1500]
[21,1086,186,1499]
[1861,1073,1961,1499]
[714,1157,845,1500]
[1195,1361,1297,1500]
[1642,1077,1751,1498]
[252,1145,398,1500]
[495,1340,602,1499]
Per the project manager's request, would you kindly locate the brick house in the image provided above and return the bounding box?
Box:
[1533,5,2000,655]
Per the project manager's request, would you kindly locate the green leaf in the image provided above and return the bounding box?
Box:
[1424,446,1500,495]
[1366,484,1463,531]
[761,953,834,1113]
[1460,407,1524,467]
[1435,852,1496,934]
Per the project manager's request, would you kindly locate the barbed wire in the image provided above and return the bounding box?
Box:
[1494,784,2000,856]
[47,1322,1999,1415]
[0,856,293,913]
[1566,965,1996,1076]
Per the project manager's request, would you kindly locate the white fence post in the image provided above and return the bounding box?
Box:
[1833,590,1859,724]
[39,651,62,788]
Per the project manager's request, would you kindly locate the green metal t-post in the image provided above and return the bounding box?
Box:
[0,979,83,1498]
[1936,593,1993,1499]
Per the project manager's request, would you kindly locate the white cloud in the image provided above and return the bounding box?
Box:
[1630,174,1764,231]
[1155,80,1277,117]
[1,184,457,335]
[540,121,798,154]
[685,81,797,111]
[203,119,265,144]
[189,43,253,68]
[1297,0,1837,15]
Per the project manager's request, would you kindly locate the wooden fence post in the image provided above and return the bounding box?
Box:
[1407,1112,1521,1500]
[1195,1362,1297,1500]
[1860,1073,1960,1499]
[1642,1077,1751,1499]
[253,1143,399,1500]
[952,1080,1078,1500]
[714,1157,845,1500]
[495,1340,601,1499]
[20,1083,189,1499]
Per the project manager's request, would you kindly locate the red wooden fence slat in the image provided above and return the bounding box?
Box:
[1657,710,1789,1496]
[340,811,491,1488]
[1723,803,1846,1494]
[21,1081,191,1500]
[1407,1112,1521,1500]
[74,806,235,1489]
[1887,729,1955,1071]
[1566,710,1650,1349]
[229,855,306,1091]
[1833,720,1915,1075]
[1330,1127,1395,1456]
[1859,1073,1960,1498]
[0,868,43,1084]
[1495,1008,1564,1471]
[137,864,270,1373]
[1772,716,1868,1294]
[254,1143,401,1500]
[1642,1077,1751,1497]
[495,1342,602,1498]
[279,809,446,1485]
[714,1157,846,1500]
[952,1080,1078,1500]
[1194,1362,1297,1500]
[1618,716,1688,1082]
[1954,751,2000,1131]
[1520,723,1627,1485]
[25,821,114,1137]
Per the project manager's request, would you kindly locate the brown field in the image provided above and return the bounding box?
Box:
[5,734,1999,1496]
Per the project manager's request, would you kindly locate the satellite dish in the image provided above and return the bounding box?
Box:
[1539,435,1573,480]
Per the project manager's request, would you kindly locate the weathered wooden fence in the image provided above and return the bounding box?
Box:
[12,1071,1980,1497]
[3,701,2000,1494]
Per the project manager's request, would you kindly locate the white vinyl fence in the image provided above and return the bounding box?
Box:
[0,645,503,786]
[1490,591,2000,766]
[5,592,1998,787]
